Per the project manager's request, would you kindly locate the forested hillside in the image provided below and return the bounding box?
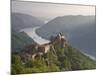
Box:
[11,33,96,75]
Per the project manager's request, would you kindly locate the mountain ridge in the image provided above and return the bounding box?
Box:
[11,13,45,31]
[36,15,96,57]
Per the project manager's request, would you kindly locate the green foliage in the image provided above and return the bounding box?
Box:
[11,37,96,74]
[11,68,16,75]
[12,64,25,74]
[24,58,49,73]
[11,54,21,64]
[12,31,33,51]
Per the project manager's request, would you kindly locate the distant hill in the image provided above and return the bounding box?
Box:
[11,13,45,31]
[36,15,96,57]
[11,31,34,52]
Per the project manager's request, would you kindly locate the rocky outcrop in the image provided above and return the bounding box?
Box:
[21,33,67,62]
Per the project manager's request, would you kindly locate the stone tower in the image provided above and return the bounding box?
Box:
[57,32,65,40]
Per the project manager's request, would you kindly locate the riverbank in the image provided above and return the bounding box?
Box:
[19,26,50,45]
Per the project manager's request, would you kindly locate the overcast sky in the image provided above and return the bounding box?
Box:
[12,1,95,20]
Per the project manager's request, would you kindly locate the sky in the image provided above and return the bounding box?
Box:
[12,1,95,20]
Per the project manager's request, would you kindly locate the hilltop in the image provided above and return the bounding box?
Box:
[11,13,45,31]
[11,33,96,75]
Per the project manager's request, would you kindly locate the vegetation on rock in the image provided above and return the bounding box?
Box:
[11,33,96,75]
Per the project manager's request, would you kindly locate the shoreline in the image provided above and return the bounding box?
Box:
[19,26,50,45]
[81,51,96,61]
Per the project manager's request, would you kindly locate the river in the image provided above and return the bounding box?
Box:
[19,26,50,45]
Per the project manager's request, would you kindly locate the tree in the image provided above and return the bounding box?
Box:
[11,54,25,74]
[11,54,21,64]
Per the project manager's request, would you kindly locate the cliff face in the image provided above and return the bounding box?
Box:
[11,33,96,74]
